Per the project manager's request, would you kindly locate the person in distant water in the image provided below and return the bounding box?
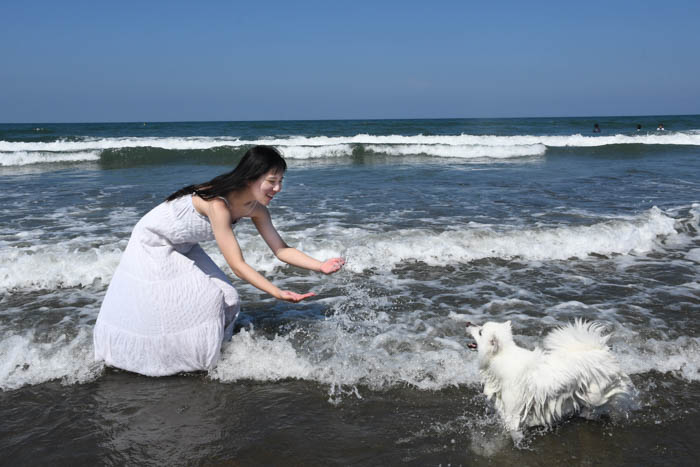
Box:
[636,124,642,131]
[657,123,665,131]
[593,123,601,133]
[94,145,345,377]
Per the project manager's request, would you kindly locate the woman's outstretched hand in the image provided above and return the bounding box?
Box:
[321,257,345,274]
[278,290,316,303]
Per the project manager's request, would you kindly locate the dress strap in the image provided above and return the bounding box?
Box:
[216,196,256,224]
[218,196,257,215]
[216,196,231,208]
[244,200,258,217]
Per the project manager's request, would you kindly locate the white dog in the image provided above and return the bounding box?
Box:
[466,319,630,435]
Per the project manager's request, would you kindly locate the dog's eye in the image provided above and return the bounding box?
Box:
[478,329,482,336]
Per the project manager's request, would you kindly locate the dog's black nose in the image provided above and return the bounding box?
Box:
[467,342,478,350]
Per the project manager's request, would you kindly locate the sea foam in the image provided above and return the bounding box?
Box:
[0,243,124,291]
[0,328,101,391]
[2,131,700,166]
[1,304,698,392]
[0,207,683,292]
[340,206,679,273]
[364,143,546,159]
[208,309,700,393]
[0,151,100,166]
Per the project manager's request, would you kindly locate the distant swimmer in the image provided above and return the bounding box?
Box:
[593,123,601,133]
[636,124,642,131]
[657,123,665,131]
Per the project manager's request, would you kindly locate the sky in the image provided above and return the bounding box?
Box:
[1,0,699,123]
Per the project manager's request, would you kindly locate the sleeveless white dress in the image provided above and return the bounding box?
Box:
[94,194,240,376]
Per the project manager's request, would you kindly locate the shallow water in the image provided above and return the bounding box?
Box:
[1,373,697,465]
[1,117,699,464]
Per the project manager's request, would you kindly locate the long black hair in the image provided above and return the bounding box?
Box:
[166,145,287,201]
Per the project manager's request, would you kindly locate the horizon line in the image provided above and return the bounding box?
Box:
[2,113,698,126]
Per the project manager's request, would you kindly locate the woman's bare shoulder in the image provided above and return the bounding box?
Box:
[193,195,229,219]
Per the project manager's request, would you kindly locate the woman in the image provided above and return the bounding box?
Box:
[94,145,344,376]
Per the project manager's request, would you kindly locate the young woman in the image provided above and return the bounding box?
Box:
[94,145,344,376]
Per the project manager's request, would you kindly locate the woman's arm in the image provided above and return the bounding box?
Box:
[208,200,314,302]
[252,206,345,274]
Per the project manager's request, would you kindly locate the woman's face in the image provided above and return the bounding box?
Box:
[251,170,284,205]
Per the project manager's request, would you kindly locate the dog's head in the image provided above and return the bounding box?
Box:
[466,321,514,361]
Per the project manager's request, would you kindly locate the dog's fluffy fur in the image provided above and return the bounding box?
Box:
[467,319,630,433]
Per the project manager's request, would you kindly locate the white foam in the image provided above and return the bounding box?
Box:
[0,242,125,291]
[0,137,243,152]
[615,335,700,381]
[1,282,697,393]
[211,316,478,392]
[342,207,679,272]
[0,207,683,292]
[0,151,100,166]
[364,143,546,159]
[211,328,315,381]
[1,132,698,153]
[2,131,699,166]
[687,248,700,263]
[2,313,696,393]
[0,328,102,391]
[263,132,700,148]
[275,144,354,159]
[208,307,700,393]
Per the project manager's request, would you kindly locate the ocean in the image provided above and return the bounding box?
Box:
[1,116,699,465]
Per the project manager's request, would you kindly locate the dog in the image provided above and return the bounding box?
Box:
[466,319,630,435]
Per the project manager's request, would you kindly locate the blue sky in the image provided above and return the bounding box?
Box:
[1,0,698,122]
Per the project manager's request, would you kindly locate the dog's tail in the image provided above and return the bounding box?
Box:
[543,318,610,353]
[545,319,631,407]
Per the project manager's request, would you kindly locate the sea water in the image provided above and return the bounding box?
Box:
[1,116,699,465]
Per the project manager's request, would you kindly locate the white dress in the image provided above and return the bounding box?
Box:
[94,194,240,376]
